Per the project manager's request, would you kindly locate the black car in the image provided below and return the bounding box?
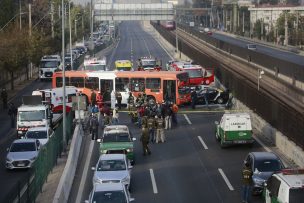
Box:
[195,87,230,105]
[243,152,285,195]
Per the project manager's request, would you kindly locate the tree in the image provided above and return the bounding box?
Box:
[0,25,29,90]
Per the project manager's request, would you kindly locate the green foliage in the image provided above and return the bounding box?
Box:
[276,12,296,36]
[0,0,16,28]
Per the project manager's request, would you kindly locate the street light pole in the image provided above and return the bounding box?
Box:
[175,9,178,56]
[69,1,73,71]
[19,0,22,30]
[61,0,67,150]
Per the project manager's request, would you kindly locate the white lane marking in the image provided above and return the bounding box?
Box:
[198,136,208,150]
[218,168,234,191]
[75,140,95,203]
[183,114,192,125]
[149,169,158,194]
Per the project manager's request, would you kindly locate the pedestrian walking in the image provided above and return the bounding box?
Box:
[147,115,156,143]
[155,115,165,143]
[90,113,99,140]
[140,126,151,156]
[112,108,119,125]
[90,90,97,107]
[172,102,178,125]
[1,88,8,109]
[242,162,253,203]
[191,89,197,109]
[116,91,122,109]
[8,102,17,128]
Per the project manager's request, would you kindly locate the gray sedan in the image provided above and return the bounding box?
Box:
[6,139,40,170]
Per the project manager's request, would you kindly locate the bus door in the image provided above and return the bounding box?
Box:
[163,80,176,103]
[100,79,114,103]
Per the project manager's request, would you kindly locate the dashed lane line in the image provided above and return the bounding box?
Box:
[183,114,192,125]
[218,168,234,191]
[198,136,208,150]
[149,169,158,194]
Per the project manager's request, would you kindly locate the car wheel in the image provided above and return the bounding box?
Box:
[216,97,224,104]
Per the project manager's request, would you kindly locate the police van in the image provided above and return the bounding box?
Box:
[215,113,254,148]
[39,55,61,80]
[264,169,304,203]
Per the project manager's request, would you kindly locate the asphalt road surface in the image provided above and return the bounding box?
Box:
[212,32,304,66]
[68,21,265,203]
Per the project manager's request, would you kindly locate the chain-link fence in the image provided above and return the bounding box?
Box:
[3,112,73,203]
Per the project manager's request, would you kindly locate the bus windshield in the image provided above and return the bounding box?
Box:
[84,64,106,71]
[142,60,156,68]
[18,110,45,121]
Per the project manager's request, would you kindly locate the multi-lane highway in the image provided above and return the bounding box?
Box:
[66,21,269,203]
[212,32,304,65]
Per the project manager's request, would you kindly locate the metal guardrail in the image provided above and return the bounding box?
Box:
[151,22,304,149]
[2,112,74,203]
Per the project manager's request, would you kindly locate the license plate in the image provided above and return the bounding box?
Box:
[234,140,247,144]
[17,163,25,167]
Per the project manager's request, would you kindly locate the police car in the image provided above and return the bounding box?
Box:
[264,169,304,203]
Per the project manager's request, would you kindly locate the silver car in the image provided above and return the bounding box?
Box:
[92,154,132,190]
[6,139,40,170]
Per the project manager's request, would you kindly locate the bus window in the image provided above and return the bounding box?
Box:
[56,77,69,87]
[130,78,145,92]
[100,79,113,93]
[146,78,161,89]
[115,78,129,92]
[70,77,85,88]
[85,77,99,90]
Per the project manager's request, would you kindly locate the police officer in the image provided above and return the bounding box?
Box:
[90,113,99,140]
[191,89,197,109]
[140,126,151,156]
[242,162,253,203]
[90,90,96,107]
[155,115,165,143]
[127,92,134,113]
[147,115,156,143]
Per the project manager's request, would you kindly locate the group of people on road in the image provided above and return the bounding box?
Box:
[126,92,178,156]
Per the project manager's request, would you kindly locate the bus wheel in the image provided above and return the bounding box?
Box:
[147,96,156,104]
[216,97,224,104]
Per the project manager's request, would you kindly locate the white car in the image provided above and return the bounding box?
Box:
[24,126,53,146]
[85,183,134,203]
[6,139,40,170]
[92,154,132,191]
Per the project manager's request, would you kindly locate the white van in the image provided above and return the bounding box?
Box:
[215,113,254,147]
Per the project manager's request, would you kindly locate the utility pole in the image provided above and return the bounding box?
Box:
[29,3,32,37]
[19,0,22,30]
[61,0,67,150]
[51,1,54,38]
[242,11,245,34]
[175,9,178,56]
[90,0,94,56]
[75,19,77,37]
[69,1,73,71]
[284,12,288,46]
[296,11,299,46]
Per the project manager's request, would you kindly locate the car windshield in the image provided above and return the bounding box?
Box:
[97,159,126,171]
[40,61,59,68]
[184,69,202,78]
[289,188,304,203]
[92,191,127,203]
[117,67,131,71]
[103,133,130,142]
[85,64,106,71]
[26,131,47,139]
[255,159,282,172]
[10,142,36,152]
[142,60,156,68]
[18,110,45,121]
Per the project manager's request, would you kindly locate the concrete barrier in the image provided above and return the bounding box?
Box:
[53,124,84,203]
[235,100,304,167]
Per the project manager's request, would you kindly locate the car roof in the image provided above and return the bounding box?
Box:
[99,154,126,161]
[250,152,279,160]
[275,173,304,188]
[93,182,125,192]
[26,127,48,132]
[104,125,129,133]
[12,139,37,144]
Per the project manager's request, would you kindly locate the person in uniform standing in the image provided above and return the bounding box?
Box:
[127,92,134,113]
[116,91,122,109]
[242,162,253,203]
[90,113,99,140]
[147,115,156,143]
[191,89,197,109]
[155,115,165,143]
[171,102,178,125]
[90,90,96,107]
[1,88,8,109]
[140,126,151,156]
